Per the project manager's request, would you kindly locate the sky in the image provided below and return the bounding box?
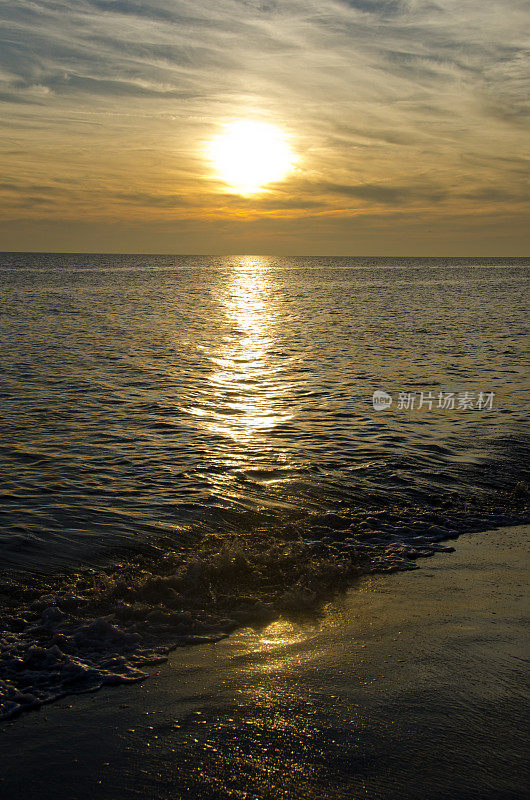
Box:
[0,0,529,255]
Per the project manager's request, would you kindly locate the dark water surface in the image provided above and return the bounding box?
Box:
[0,254,528,717]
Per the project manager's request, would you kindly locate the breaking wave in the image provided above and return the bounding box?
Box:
[2,495,528,720]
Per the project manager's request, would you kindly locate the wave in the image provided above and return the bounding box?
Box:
[1,491,528,721]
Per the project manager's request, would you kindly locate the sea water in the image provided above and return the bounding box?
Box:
[0,254,528,717]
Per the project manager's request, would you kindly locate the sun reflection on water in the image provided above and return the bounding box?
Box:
[256,619,312,651]
[200,256,294,443]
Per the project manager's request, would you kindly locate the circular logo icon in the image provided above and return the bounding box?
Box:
[372,390,393,411]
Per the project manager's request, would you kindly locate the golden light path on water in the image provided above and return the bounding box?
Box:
[197,256,294,444]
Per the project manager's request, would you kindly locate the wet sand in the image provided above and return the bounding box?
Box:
[1,525,528,800]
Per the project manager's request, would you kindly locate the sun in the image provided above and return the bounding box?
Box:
[208,120,295,195]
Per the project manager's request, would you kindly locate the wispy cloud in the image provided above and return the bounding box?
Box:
[0,0,528,251]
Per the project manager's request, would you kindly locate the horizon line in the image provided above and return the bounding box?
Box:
[1,251,528,259]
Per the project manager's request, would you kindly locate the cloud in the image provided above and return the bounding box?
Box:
[304,181,448,204]
[0,0,528,252]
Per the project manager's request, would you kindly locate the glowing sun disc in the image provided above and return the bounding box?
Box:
[209,120,295,194]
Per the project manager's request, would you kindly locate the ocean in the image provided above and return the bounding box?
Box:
[0,254,528,719]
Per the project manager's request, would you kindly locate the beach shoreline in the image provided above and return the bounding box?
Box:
[1,524,528,799]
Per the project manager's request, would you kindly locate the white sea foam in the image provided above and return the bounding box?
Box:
[2,505,528,720]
